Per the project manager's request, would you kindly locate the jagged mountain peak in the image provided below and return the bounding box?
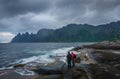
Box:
[11,21,120,42]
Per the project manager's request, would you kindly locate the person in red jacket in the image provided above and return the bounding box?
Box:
[71,52,76,67]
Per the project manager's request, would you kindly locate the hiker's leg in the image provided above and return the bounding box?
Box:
[72,60,75,67]
[72,60,73,67]
[70,61,71,68]
[68,62,71,69]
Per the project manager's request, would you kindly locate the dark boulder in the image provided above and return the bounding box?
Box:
[33,61,65,75]
[14,64,25,68]
[89,64,120,79]
[71,46,82,51]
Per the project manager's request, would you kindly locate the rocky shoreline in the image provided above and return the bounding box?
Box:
[0,41,120,79]
[73,40,120,79]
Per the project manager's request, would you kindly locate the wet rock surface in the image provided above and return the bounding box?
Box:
[83,40,120,50]
[33,61,65,75]
[89,64,120,79]
[75,41,120,79]
[0,70,37,79]
[90,50,120,79]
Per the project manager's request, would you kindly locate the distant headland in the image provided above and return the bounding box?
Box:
[11,21,120,42]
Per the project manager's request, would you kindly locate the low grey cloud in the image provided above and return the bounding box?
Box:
[0,0,52,18]
[0,0,120,42]
[54,0,120,25]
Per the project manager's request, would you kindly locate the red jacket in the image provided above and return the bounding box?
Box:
[71,52,75,60]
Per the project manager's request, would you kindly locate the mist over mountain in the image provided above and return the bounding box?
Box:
[11,21,120,42]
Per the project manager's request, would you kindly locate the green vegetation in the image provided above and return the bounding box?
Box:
[11,21,120,42]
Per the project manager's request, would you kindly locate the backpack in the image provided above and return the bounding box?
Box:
[74,54,76,58]
[71,53,76,60]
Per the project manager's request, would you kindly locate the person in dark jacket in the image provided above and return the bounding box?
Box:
[67,51,72,69]
[71,52,76,67]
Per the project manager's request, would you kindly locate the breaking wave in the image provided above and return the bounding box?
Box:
[0,47,73,71]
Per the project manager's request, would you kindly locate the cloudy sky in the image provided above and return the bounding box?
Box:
[0,0,120,43]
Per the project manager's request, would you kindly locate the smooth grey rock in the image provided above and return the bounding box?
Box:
[33,61,65,75]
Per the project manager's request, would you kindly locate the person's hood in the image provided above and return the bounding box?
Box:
[71,52,74,54]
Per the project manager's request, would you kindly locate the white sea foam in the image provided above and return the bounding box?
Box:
[0,67,5,70]
[0,66,13,70]
[0,47,73,71]
[14,55,54,64]
[113,51,120,54]
[13,47,73,65]
[15,68,35,76]
[52,47,74,62]
[2,47,74,76]
[28,50,48,55]
[0,47,73,76]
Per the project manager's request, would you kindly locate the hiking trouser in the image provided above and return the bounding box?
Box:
[72,60,75,67]
[67,62,71,69]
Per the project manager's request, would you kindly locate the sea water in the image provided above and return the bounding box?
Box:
[0,43,92,71]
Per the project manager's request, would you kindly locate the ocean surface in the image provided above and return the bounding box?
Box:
[0,42,93,70]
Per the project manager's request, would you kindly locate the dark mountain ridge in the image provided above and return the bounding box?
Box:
[11,21,120,42]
